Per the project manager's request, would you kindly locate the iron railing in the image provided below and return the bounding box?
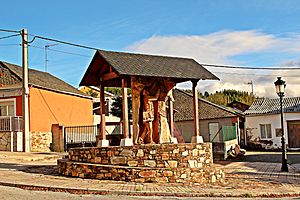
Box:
[63,122,122,150]
[0,116,23,132]
[64,125,98,144]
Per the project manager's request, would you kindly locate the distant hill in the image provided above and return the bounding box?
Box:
[182,89,255,107]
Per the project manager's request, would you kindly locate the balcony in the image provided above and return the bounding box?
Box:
[0,116,23,132]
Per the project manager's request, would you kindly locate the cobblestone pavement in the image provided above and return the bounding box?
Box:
[0,151,299,198]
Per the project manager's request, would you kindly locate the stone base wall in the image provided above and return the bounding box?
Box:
[0,132,11,151]
[58,143,225,184]
[31,131,52,152]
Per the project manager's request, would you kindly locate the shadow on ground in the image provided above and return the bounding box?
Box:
[226,152,300,164]
[0,163,58,176]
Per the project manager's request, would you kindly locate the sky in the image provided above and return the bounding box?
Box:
[1,0,300,98]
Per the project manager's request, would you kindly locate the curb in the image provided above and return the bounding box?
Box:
[0,181,300,198]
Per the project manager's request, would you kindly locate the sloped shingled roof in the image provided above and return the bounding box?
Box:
[0,61,89,98]
[174,89,241,121]
[80,50,219,86]
[244,97,300,115]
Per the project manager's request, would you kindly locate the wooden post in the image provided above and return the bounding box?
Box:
[191,80,203,143]
[98,82,109,147]
[122,78,129,138]
[131,76,142,144]
[100,83,106,140]
[120,78,133,146]
[192,80,199,137]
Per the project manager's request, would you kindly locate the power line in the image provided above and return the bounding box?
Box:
[29,44,90,57]
[213,71,300,77]
[201,63,300,70]
[28,34,99,51]
[0,33,20,40]
[0,29,20,33]
[3,28,300,72]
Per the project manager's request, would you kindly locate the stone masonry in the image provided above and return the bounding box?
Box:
[58,143,225,184]
[31,131,52,152]
[0,132,11,151]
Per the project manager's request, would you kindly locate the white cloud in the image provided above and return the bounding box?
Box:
[126,30,300,97]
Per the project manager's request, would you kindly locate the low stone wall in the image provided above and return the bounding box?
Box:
[31,131,52,152]
[58,143,225,184]
[0,132,11,151]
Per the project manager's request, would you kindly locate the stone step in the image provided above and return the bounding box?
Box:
[58,158,225,184]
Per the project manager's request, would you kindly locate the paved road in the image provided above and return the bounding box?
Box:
[230,151,300,164]
[0,185,298,200]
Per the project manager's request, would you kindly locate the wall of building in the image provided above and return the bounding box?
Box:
[176,117,236,142]
[245,113,300,149]
[29,87,93,132]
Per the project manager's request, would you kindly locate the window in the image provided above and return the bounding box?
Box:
[0,100,15,116]
[260,124,272,139]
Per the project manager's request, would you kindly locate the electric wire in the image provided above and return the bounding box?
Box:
[29,44,90,58]
[201,63,300,70]
[0,33,20,40]
[28,34,99,51]
[0,29,20,33]
[2,28,300,74]
[213,71,300,78]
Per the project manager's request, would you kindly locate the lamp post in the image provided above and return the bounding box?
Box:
[274,77,288,172]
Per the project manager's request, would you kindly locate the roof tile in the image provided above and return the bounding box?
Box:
[244,97,300,115]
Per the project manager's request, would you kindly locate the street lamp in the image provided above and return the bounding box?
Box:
[274,77,288,172]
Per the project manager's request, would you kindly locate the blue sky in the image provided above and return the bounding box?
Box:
[1,0,300,97]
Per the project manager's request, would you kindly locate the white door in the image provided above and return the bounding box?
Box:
[209,123,220,142]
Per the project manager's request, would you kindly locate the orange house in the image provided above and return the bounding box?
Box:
[0,61,93,152]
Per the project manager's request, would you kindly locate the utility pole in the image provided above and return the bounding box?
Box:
[22,29,30,152]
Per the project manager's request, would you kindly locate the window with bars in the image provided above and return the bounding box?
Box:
[260,124,272,139]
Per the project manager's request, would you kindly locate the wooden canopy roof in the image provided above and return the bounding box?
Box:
[80,50,219,87]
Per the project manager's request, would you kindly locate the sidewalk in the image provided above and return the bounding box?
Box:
[0,151,299,198]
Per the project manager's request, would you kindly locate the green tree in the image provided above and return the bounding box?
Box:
[111,96,132,120]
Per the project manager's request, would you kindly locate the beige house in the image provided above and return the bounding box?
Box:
[174,89,244,144]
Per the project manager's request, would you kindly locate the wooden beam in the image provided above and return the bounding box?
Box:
[99,83,106,140]
[122,78,129,138]
[192,80,200,137]
[101,72,119,81]
[152,101,159,143]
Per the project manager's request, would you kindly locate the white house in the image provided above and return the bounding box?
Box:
[244,97,300,149]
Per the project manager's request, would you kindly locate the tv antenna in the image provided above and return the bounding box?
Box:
[45,43,59,72]
[247,80,254,95]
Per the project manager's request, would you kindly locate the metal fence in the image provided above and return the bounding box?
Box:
[64,125,98,143]
[0,116,23,132]
[63,122,122,150]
